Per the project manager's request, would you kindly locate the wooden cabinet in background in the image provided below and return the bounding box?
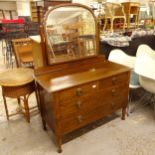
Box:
[30,0,44,22]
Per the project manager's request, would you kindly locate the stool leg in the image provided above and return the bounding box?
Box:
[23,96,30,123]
[34,88,40,111]
[17,98,21,106]
[17,98,22,113]
[2,94,9,120]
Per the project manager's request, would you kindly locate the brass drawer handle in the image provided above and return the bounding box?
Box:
[112,89,116,97]
[76,101,82,109]
[76,88,82,96]
[92,84,97,89]
[112,77,117,85]
[77,115,83,123]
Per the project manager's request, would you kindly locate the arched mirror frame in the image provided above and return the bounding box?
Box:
[40,3,99,66]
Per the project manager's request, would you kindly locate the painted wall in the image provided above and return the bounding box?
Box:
[16,0,30,16]
[0,1,17,10]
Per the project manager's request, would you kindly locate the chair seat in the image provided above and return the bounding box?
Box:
[139,76,155,94]
[129,84,140,89]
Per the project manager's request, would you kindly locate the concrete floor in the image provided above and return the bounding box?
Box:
[1,41,155,155]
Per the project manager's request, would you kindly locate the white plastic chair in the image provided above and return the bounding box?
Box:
[136,44,155,59]
[135,53,155,93]
[135,45,155,107]
[108,49,135,68]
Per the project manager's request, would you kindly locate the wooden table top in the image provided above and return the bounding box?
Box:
[30,35,41,43]
[35,61,130,93]
[0,68,34,87]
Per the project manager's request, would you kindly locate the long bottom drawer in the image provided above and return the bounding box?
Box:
[61,97,127,135]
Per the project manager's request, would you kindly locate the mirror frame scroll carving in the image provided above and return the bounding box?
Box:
[40,3,99,66]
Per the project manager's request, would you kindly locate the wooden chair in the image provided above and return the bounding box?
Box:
[12,38,34,68]
[103,2,126,32]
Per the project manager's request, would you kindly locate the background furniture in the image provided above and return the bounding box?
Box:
[0,9,5,19]
[12,38,34,68]
[1,19,27,68]
[34,4,130,153]
[122,2,139,29]
[0,68,37,122]
[0,10,17,20]
[135,45,155,107]
[100,35,155,59]
[30,0,44,23]
[4,10,17,20]
[102,2,126,32]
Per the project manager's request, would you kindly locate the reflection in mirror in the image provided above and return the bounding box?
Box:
[44,6,97,64]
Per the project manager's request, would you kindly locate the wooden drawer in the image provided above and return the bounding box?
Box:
[59,81,98,102]
[60,93,105,119]
[97,83,129,112]
[60,83,129,119]
[107,86,128,111]
[61,85,128,134]
[108,83,129,100]
[61,104,112,134]
[99,73,129,89]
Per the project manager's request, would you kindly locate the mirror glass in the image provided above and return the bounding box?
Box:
[44,5,97,64]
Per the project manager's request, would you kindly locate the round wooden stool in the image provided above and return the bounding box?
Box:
[0,68,37,122]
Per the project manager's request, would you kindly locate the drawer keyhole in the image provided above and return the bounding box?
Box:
[112,77,117,85]
[112,89,116,96]
[77,115,83,123]
[76,88,82,96]
[76,101,82,109]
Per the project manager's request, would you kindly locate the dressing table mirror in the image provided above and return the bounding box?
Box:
[44,4,98,64]
[35,3,130,153]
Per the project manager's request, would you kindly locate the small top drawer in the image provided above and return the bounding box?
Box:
[99,73,129,89]
[59,81,98,102]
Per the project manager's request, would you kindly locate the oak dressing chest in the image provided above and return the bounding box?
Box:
[34,3,130,153]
